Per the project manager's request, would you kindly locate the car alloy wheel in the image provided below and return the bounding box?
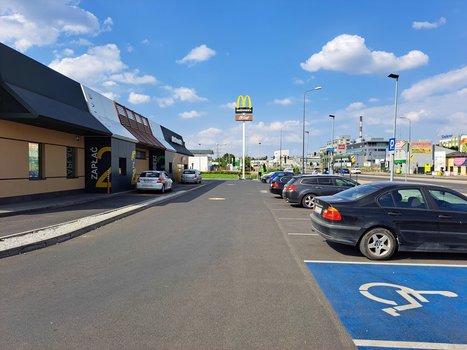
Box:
[301,194,315,209]
[359,228,397,260]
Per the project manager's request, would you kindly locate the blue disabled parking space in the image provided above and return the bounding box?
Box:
[305,261,467,349]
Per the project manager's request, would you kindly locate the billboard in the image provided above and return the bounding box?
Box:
[411,142,432,154]
[460,135,467,152]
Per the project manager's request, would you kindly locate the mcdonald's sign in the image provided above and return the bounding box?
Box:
[235,95,253,121]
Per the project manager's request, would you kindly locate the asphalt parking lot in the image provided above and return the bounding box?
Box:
[261,184,467,350]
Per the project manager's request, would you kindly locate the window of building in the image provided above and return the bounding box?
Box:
[136,150,146,160]
[28,142,42,179]
[119,158,127,176]
[66,147,76,178]
[168,162,173,174]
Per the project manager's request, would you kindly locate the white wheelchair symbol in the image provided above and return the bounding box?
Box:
[359,282,458,317]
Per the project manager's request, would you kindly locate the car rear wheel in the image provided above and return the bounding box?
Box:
[359,228,397,260]
[301,194,315,209]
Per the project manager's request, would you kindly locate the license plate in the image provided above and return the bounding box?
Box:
[314,205,322,215]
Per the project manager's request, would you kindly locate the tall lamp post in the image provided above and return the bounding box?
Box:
[329,114,335,174]
[258,141,262,173]
[302,86,322,174]
[198,143,202,171]
[399,116,411,182]
[388,73,399,182]
[279,127,283,169]
[305,130,310,172]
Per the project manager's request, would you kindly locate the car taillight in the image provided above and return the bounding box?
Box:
[284,185,297,191]
[322,206,342,221]
[272,182,278,188]
[157,177,163,183]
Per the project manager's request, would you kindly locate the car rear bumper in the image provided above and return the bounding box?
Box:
[136,183,163,191]
[310,213,361,246]
[181,178,200,183]
[282,191,299,203]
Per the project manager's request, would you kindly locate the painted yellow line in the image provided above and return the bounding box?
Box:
[208,198,226,201]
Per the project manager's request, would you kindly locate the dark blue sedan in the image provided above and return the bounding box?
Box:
[311,182,467,260]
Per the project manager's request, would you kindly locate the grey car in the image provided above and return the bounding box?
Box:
[181,169,202,184]
[282,175,359,208]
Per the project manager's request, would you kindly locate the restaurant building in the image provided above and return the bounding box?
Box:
[0,43,191,200]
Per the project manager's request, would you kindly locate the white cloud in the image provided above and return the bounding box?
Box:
[222,102,236,109]
[402,66,467,101]
[49,44,126,84]
[156,86,207,108]
[199,127,222,137]
[368,98,379,103]
[300,34,429,74]
[128,92,150,104]
[49,44,157,91]
[273,98,293,106]
[179,110,203,119]
[346,102,366,111]
[292,77,305,85]
[141,39,149,45]
[412,17,446,30]
[110,70,157,85]
[0,0,104,52]
[177,44,216,65]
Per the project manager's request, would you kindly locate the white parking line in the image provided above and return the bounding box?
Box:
[278,218,310,221]
[354,339,467,349]
[288,233,318,236]
[304,260,467,268]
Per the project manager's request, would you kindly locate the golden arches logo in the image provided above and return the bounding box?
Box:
[236,95,252,109]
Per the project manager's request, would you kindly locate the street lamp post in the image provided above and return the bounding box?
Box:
[279,127,283,169]
[388,73,399,182]
[302,87,322,174]
[198,143,202,171]
[329,114,335,174]
[399,116,411,182]
[258,141,262,174]
[305,130,310,172]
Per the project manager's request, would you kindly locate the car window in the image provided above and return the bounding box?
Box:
[335,178,356,187]
[318,177,333,185]
[280,176,292,183]
[334,183,380,200]
[301,177,318,185]
[429,190,467,212]
[378,192,395,207]
[141,172,159,178]
[183,170,195,174]
[393,189,427,209]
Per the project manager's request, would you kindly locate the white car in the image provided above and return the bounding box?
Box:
[181,169,202,184]
[136,170,173,193]
[351,168,362,174]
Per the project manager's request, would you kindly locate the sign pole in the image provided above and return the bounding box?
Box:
[242,120,246,180]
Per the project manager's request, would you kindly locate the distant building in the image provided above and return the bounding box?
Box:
[188,150,214,172]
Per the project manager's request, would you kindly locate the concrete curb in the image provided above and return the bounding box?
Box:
[0,190,187,259]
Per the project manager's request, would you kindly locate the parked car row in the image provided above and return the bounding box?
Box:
[265,173,467,260]
[136,169,202,193]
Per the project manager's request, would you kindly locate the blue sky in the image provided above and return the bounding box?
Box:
[1,0,466,158]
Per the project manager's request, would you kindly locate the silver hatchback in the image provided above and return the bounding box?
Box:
[181,169,202,184]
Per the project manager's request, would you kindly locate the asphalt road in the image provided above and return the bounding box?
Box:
[0,180,356,350]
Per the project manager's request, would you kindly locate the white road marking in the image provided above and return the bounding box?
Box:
[353,339,467,349]
[288,233,318,236]
[278,218,310,221]
[304,260,467,268]
[359,282,458,317]
[260,190,268,193]
[208,198,226,201]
